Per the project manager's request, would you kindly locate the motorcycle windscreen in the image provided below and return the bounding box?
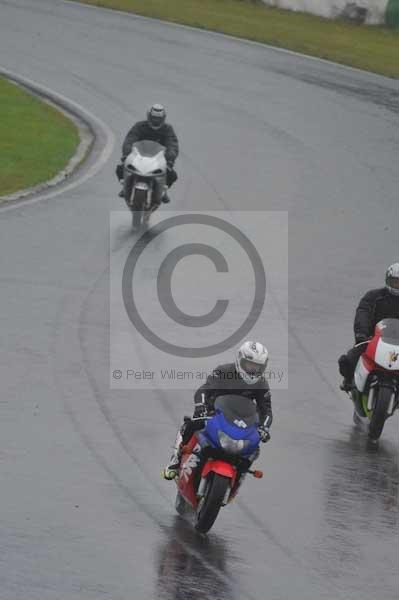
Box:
[132,140,165,157]
[374,319,399,370]
[376,318,399,344]
[214,395,258,427]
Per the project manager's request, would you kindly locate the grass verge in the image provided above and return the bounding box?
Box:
[0,77,80,197]
[72,0,399,77]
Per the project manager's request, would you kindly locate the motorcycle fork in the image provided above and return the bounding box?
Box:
[381,385,398,417]
[196,472,233,507]
[362,380,398,418]
[228,472,246,503]
[222,484,232,506]
[144,183,153,210]
[361,392,371,418]
[193,455,207,497]
[124,174,134,207]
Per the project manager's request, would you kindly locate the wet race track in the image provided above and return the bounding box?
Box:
[1,1,399,598]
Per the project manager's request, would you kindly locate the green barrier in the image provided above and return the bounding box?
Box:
[386,0,399,28]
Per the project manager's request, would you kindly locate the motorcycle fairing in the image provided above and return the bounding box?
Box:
[177,435,201,508]
[125,141,166,177]
[354,354,374,392]
[354,319,399,391]
[367,319,399,370]
[374,339,399,370]
[175,397,261,513]
[204,411,260,457]
[201,460,237,486]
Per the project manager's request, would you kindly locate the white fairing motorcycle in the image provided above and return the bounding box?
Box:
[123,140,167,230]
[349,318,399,441]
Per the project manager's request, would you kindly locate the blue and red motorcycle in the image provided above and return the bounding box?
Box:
[175,394,264,533]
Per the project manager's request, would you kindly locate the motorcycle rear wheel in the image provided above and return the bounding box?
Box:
[368,386,391,441]
[195,473,230,534]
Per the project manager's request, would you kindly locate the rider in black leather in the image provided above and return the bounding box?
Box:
[193,362,272,426]
[338,263,399,389]
[116,104,179,202]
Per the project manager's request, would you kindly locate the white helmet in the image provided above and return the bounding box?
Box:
[386,263,399,296]
[235,341,269,385]
[147,103,166,130]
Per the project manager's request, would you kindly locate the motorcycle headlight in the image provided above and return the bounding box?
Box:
[218,431,249,454]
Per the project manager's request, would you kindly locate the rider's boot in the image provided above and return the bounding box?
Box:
[118,179,125,198]
[340,377,353,392]
[338,354,354,392]
[161,185,170,204]
[163,430,183,480]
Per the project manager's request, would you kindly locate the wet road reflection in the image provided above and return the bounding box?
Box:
[317,428,399,585]
[156,516,236,600]
[325,429,399,534]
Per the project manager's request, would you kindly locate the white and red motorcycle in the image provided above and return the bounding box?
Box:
[123,140,167,230]
[348,318,399,441]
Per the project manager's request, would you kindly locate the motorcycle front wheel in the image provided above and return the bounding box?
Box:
[195,473,230,534]
[131,188,148,230]
[368,386,392,441]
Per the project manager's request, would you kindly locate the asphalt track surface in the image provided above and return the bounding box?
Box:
[1,1,399,599]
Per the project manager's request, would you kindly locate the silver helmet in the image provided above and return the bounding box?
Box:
[235,341,269,385]
[386,263,399,296]
[147,103,166,130]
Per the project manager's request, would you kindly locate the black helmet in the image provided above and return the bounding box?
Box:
[147,104,166,130]
[386,263,399,296]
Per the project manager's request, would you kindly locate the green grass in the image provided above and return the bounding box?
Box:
[73,0,399,77]
[0,77,80,196]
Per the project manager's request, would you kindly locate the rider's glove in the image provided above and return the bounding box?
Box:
[258,425,271,443]
[355,333,370,344]
[193,404,207,418]
[115,162,124,181]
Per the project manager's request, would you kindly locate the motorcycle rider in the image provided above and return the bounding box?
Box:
[339,263,399,391]
[116,104,179,203]
[163,341,273,480]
